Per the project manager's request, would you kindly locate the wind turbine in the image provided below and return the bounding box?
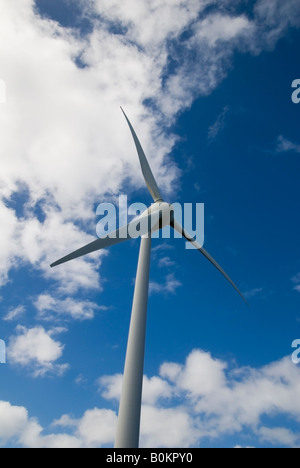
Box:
[50,107,247,448]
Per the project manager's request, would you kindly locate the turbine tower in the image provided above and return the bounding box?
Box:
[51,108,247,448]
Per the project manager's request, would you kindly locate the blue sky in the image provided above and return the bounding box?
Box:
[0,0,300,448]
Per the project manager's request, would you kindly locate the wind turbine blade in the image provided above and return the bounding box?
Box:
[121,107,163,203]
[171,220,248,305]
[50,211,156,268]
[50,224,132,268]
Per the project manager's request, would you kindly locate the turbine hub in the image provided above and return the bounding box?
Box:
[145,201,173,232]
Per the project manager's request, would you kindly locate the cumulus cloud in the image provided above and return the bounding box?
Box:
[0,401,29,443]
[100,349,300,448]
[1,349,300,447]
[0,202,20,286]
[0,0,178,210]
[87,0,207,50]
[0,0,181,297]
[52,408,118,448]
[141,405,199,448]
[17,207,104,294]
[0,0,300,295]
[0,400,117,448]
[194,13,253,47]
[86,0,255,116]
[8,326,68,377]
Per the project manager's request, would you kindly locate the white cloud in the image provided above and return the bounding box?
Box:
[142,376,173,405]
[149,273,182,295]
[258,426,300,447]
[0,0,180,294]
[176,350,228,398]
[0,0,299,293]
[158,256,176,268]
[0,202,105,295]
[8,326,68,377]
[160,362,182,381]
[98,373,123,402]
[2,403,117,448]
[3,305,26,321]
[0,202,20,286]
[52,408,118,448]
[152,244,175,254]
[88,0,209,50]
[195,14,253,47]
[292,273,300,283]
[234,445,255,449]
[208,106,230,143]
[243,288,263,299]
[292,273,300,293]
[20,208,105,295]
[19,419,82,449]
[99,373,173,406]
[0,401,29,443]
[276,136,300,154]
[140,405,199,448]
[76,408,117,447]
[99,349,300,447]
[1,349,300,447]
[254,0,300,50]
[0,0,178,209]
[34,294,102,321]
